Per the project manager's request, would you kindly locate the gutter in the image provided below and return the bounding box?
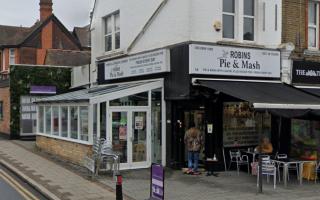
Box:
[126,0,169,53]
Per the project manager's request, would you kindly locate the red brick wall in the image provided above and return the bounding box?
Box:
[41,21,53,50]
[0,87,10,134]
[20,47,37,65]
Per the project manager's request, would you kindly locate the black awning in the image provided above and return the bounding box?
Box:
[298,87,320,97]
[197,80,320,118]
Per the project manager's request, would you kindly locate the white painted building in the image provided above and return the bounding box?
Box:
[90,0,282,85]
[38,0,299,171]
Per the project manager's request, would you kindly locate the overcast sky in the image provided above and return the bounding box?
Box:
[0,0,94,30]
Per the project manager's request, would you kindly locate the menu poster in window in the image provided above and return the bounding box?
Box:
[223,102,271,147]
[119,126,127,141]
[135,116,144,130]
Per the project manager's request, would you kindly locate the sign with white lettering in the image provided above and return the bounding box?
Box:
[104,49,170,80]
[189,44,281,78]
[292,61,320,84]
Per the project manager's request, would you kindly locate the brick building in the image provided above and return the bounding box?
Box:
[0,0,90,137]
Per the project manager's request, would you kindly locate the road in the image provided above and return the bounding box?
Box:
[0,162,48,200]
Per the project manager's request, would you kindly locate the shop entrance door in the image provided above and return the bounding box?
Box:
[109,108,151,169]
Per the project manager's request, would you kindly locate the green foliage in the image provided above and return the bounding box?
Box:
[10,65,71,138]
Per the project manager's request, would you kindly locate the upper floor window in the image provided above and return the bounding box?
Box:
[222,0,255,41]
[243,0,254,41]
[308,1,319,49]
[9,48,15,65]
[104,12,120,52]
[223,0,235,39]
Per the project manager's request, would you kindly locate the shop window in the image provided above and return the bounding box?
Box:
[100,102,107,139]
[0,101,3,120]
[110,92,148,106]
[52,106,59,136]
[223,0,235,39]
[308,1,319,49]
[223,102,271,147]
[93,104,98,139]
[45,106,52,134]
[70,106,78,139]
[104,11,120,52]
[61,106,68,137]
[151,89,162,164]
[38,106,44,133]
[291,119,319,160]
[243,0,254,41]
[9,48,15,65]
[80,106,89,141]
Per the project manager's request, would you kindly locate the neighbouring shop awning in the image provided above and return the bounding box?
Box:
[35,81,161,104]
[197,80,320,118]
[295,87,320,97]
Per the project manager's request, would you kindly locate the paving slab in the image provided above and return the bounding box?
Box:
[0,140,116,200]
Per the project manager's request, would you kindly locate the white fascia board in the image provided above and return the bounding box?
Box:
[89,80,163,104]
[253,103,320,110]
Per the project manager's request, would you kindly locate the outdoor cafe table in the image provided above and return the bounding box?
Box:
[271,158,317,187]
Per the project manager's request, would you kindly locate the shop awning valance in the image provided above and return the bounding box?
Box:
[197,80,320,111]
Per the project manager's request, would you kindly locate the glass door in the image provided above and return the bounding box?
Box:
[111,111,129,168]
[109,109,150,169]
[132,111,148,166]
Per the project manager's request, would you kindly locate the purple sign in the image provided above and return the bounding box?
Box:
[30,86,56,94]
[151,164,164,200]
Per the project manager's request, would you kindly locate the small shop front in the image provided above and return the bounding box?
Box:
[168,43,320,170]
[35,80,166,169]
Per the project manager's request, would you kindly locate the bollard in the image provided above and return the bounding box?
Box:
[116,175,123,200]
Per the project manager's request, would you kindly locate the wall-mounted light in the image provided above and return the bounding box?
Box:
[213,21,222,32]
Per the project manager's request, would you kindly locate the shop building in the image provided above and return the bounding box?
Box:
[35,0,320,170]
[0,0,91,138]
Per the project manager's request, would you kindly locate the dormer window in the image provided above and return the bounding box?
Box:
[104,11,120,52]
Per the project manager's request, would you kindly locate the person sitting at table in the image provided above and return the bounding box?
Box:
[255,137,273,154]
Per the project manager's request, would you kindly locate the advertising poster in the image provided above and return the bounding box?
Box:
[150,164,164,200]
[119,126,127,141]
[135,116,144,130]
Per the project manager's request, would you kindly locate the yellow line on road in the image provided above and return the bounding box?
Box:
[0,169,39,200]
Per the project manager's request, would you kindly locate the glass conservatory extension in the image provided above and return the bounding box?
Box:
[35,80,166,168]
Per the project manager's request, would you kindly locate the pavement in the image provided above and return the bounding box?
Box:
[0,139,116,200]
[1,138,320,200]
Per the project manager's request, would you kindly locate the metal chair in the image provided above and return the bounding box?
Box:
[100,140,121,178]
[257,160,277,189]
[228,150,249,175]
[276,153,299,181]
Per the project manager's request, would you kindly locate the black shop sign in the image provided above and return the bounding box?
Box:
[292,61,320,84]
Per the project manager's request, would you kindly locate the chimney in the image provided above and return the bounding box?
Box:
[39,0,53,21]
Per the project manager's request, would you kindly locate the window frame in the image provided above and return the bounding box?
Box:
[0,101,3,120]
[243,0,255,41]
[9,48,15,65]
[222,0,257,42]
[222,0,236,40]
[104,11,120,52]
[308,1,319,50]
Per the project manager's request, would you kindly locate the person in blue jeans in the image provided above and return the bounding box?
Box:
[184,122,203,175]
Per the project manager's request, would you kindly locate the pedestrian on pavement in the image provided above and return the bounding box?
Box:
[184,122,203,175]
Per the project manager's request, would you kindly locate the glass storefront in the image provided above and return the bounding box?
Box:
[223,102,271,147]
[291,119,319,160]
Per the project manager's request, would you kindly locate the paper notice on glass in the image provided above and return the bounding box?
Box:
[119,126,127,141]
[207,124,213,134]
[135,116,144,130]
